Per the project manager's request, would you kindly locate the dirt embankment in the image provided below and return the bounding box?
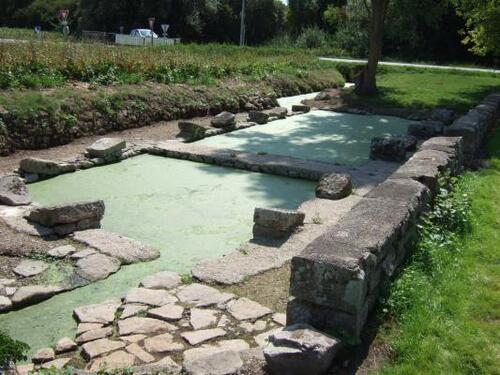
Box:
[0,70,343,156]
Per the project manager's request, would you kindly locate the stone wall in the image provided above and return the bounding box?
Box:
[287,93,500,337]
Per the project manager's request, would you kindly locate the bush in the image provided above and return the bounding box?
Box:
[0,331,30,368]
[295,27,330,49]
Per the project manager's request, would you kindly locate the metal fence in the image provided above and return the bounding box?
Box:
[81,30,181,46]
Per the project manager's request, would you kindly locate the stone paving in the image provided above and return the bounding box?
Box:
[24,273,286,374]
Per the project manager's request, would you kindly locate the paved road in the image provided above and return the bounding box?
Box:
[320,57,500,74]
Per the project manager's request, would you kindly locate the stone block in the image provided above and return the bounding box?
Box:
[407,121,444,139]
[291,105,311,113]
[420,136,464,170]
[87,138,126,159]
[370,135,417,162]
[20,158,76,177]
[210,111,236,128]
[26,200,105,227]
[0,174,32,206]
[178,121,209,141]
[248,111,270,124]
[430,108,455,125]
[315,173,352,200]
[253,207,305,239]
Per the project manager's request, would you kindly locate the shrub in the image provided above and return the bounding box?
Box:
[295,27,330,49]
[0,331,30,368]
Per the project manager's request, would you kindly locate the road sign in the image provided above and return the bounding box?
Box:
[58,9,69,21]
[148,17,156,30]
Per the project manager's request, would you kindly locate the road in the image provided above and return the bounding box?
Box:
[320,57,500,74]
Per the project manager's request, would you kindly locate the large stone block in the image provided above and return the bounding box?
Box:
[315,173,352,200]
[290,197,413,314]
[253,207,305,239]
[390,149,453,193]
[178,121,209,141]
[0,174,32,206]
[20,158,76,177]
[407,121,444,139]
[420,136,464,171]
[26,200,105,227]
[370,135,417,162]
[87,138,126,159]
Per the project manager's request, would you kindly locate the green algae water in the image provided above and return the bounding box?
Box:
[0,155,314,354]
[198,111,412,165]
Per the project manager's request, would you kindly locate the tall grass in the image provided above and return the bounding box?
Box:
[0,41,333,89]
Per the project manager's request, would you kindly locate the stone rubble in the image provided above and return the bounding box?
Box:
[13,259,49,278]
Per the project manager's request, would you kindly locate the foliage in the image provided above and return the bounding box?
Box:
[453,0,500,57]
[0,330,30,367]
[379,132,500,374]
[0,41,334,89]
[295,27,331,49]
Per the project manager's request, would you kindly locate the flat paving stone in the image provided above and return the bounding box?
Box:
[133,356,182,375]
[272,313,286,326]
[81,338,126,360]
[16,364,34,375]
[239,320,267,333]
[118,317,177,336]
[73,229,160,264]
[77,323,104,335]
[121,304,148,320]
[190,308,218,330]
[55,337,77,354]
[13,260,48,278]
[40,358,71,370]
[125,287,178,306]
[11,285,62,307]
[181,328,226,346]
[76,326,113,344]
[144,332,185,353]
[32,347,55,364]
[140,271,182,290]
[48,245,76,258]
[176,284,234,307]
[73,298,122,324]
[147,304,184,322]
[0,175,32,206]
[183,349,243,375]
[88,350,135,372]
[120,334,147,344]
[227,298,272,321]
[254,328,283,347]
[126,343,155,364]
[70,248,97,260]
[76,253,120,281]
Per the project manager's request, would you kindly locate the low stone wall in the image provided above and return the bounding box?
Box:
[287,93,500,337]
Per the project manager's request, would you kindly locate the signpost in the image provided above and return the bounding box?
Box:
[58,9,70,39]
[161,24,170,38]
[148,17,156,45]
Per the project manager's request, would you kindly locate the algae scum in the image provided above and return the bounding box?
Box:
[0,109,411,354]
[0,155,315,353]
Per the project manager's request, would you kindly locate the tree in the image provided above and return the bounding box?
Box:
[355,0,390,95]
[0,331,29,369]
[453,0,500,57]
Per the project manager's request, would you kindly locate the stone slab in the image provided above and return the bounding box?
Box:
[73,299,122,324]
[125,287,177,306]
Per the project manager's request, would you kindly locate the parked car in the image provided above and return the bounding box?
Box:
[130,29,159,38]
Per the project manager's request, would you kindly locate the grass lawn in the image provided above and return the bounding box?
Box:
[377,129,500,374]
[347,67,500,113]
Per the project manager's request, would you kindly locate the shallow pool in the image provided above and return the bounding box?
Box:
[198,111,412,166]
[0,155,314,353]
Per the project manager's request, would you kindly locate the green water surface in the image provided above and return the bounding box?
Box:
[0,155,314,354]
[198,111,412,165]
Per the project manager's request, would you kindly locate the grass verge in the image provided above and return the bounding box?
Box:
[377,130,500,374]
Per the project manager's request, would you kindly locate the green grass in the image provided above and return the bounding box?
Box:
[346,66,500,113]
[0,27,64,41]
[378,130,500,374]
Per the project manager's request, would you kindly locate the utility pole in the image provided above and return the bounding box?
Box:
[240,0,246,46]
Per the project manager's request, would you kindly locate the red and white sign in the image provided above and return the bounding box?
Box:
[58,9,69,21]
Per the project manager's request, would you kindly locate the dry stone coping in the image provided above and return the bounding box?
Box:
[125,287,178,306]
[76,326,113,344]
[139,271,182,290]
[118,317,178,336]
[48,245,77,258]
[121,304,149,320]
[32,347,55,364]
[126,343,155,364]
[87,349,135,372]
[143,332,185,353]
[72,229,160,264]
[227,298,272,321]
[75,253,121,281]
[190,308,219,330]
[55,337,77,354]
[41,357,72,370]
[0,174,32,206]
[370,135,417,162]
[86,138,126,159]
[181,328,227,346]
[11,285,62,307]
[73,298,122,324]
[20,158,76,177]
[176,283,234,307]
[263,324,341,375]
[81,338,126,360]
[13,259,49,278]
[147,304,185,322]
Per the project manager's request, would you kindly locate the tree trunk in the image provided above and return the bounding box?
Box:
[355,0,389,95]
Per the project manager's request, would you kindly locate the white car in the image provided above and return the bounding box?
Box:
[130,29,159,38]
